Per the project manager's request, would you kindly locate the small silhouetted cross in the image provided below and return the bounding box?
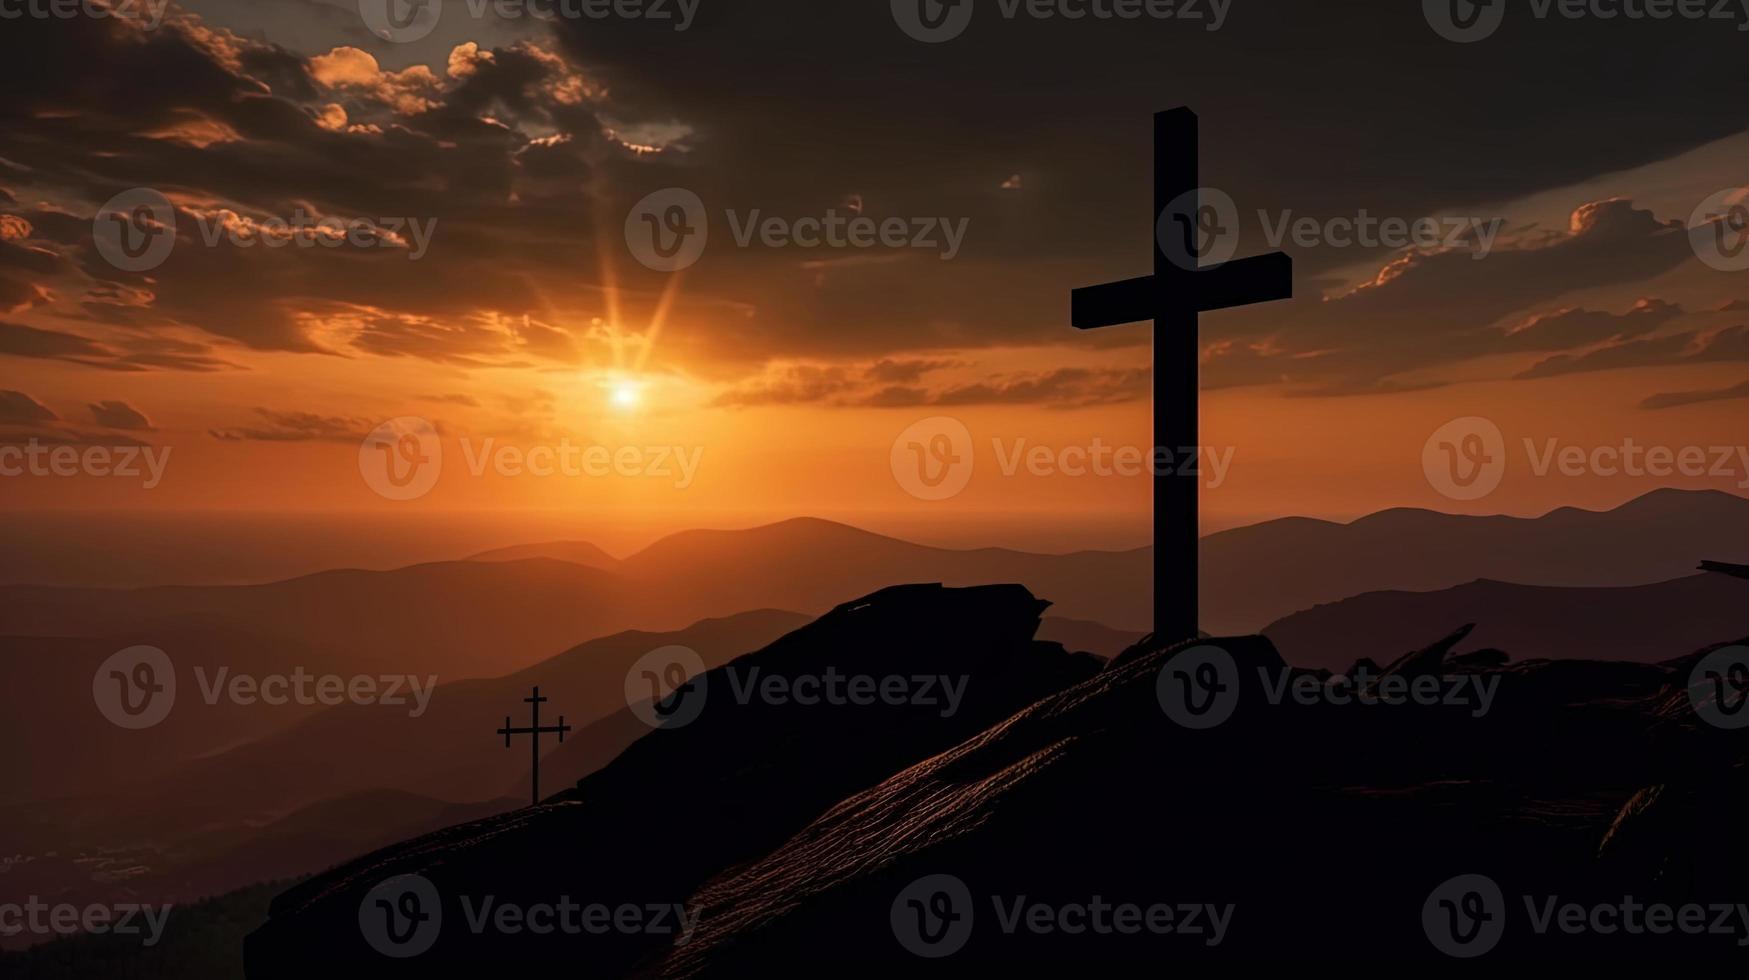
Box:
[498,685,570,807]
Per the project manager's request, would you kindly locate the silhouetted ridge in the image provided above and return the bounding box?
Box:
[655,630,1749,970]
[244,583,1098,976]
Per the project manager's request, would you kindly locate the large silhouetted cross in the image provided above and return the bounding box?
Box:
[1072,107,1294,642]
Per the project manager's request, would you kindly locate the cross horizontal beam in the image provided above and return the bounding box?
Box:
[1071,251,1294,330]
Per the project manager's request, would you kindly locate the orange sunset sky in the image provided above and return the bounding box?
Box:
[3,2,1748,563]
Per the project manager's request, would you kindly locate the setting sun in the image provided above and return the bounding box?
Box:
[610,379,642,410]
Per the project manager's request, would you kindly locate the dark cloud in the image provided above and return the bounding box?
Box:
[0,319,235,372]
[1519,325,1749,380]
[930,368,1148,408]
[710,366,853,408]
[1202,200,1699,392]
[1642,379,1749,410]
[0,3,1743,402]
[422,392,480,407]
[89,400,154,430]
[554,1,1749,272]
[0,12,625,363]
[713,363,1146,409]
[1499,299,1682,352]
[0,390,57,425]
[865,358,961,384]
[0,322,110,361]
[209,408,369,442]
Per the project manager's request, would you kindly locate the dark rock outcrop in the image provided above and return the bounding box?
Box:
[657,632,1749,971]
[244,584,1099,976]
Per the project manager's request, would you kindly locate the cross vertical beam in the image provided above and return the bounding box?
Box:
[1154,107,1199,643]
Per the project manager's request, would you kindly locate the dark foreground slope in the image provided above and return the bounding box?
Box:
[244,584,1100,976]
[244,584,1749,971]
[659,630,1749,970]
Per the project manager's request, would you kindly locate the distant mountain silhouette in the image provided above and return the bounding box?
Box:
[3,611,807,914]
[1201,488,1749,633]
[0,558,637,678]
[603,517,1152,630]
[1036,615,1146,658]
[1263,572,1749,670]
[467,540,622,572]
[245,584,1101,975]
